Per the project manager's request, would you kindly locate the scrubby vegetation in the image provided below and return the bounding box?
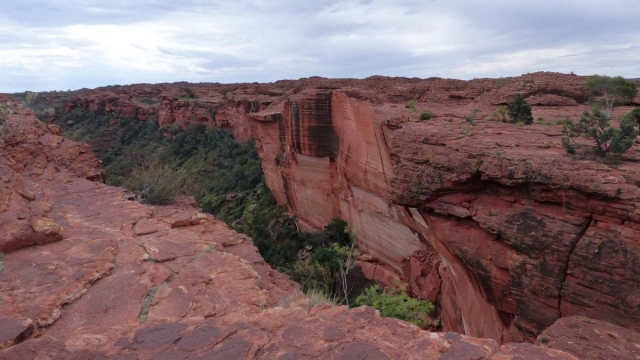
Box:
[507,93,533,125]
[585,75,637,118]
[490,106,508,122]
[561,106,638,157]
[419,111,433,121]
[354,283,436,329]
[406,99,417,111]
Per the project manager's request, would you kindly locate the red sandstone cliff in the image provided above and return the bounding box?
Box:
[0,99,584,358]
[11,72,640,354]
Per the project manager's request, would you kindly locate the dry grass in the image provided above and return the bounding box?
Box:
[274,288,340,311]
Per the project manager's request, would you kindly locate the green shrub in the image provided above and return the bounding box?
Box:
[419,111,433,121]
[123,162,188,205]
[354,283,435,328]
[562,107,638,157]
[507,93,533,124]
[490,106,508,122]
[289,258,334,294]
[585,75,637,118]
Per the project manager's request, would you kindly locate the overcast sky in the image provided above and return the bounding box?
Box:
[1,0,639,92]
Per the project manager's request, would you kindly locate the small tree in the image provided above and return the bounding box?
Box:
[507,93,533,124]
[183,88,197,99]
[585,75,637,118]
[331,241,359,307]
[562,106,638,157]
[25,91,38,105]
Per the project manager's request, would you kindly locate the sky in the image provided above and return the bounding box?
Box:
[1,0,639,93]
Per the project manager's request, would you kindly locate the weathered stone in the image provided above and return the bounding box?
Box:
[538,316,640,360]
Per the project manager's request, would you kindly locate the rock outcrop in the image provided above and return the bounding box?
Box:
[11,72,640,350]
[537,316,640,359]
[0,104,579,358]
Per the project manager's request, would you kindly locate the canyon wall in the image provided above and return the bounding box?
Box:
[244,75,640,343]
[49,72,640,344]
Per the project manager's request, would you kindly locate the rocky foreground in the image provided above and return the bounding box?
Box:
[0,100,586,359]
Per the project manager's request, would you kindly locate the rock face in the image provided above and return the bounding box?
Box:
[538,316,640,360]
[0,106,577,359]
[17,72,640,346]
[242,75,640,343]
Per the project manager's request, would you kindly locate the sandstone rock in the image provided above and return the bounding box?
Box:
[0,318,35,350]
[538,316,640,360]
[30,217,63,243]
[525,94,578,106]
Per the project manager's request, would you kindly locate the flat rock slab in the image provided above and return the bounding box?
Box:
[538,316,640,360]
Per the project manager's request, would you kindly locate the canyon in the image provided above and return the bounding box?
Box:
[2,72,640,358]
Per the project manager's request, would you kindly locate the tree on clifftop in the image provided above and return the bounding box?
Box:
[585,75,637,118]
[507,93,533,124]
[561,106,638,157]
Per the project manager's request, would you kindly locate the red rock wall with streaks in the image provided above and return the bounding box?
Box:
[249,90,513,342]
[249,88,640,344]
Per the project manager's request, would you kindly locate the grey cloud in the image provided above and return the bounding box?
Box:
[1,0,639,92]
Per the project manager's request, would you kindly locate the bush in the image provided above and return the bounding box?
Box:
[585,75,637,118]
[419,111,433,121]
[122,162,187,205]
[507,93,533,124]
[490,106,508,123]
[561,107,638,157]
[183,88,197,99]
[289,258,334,294]
[354,283,435,328]
[406,99,417,111]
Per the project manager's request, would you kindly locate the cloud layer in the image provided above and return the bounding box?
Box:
[1,0,639,92]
